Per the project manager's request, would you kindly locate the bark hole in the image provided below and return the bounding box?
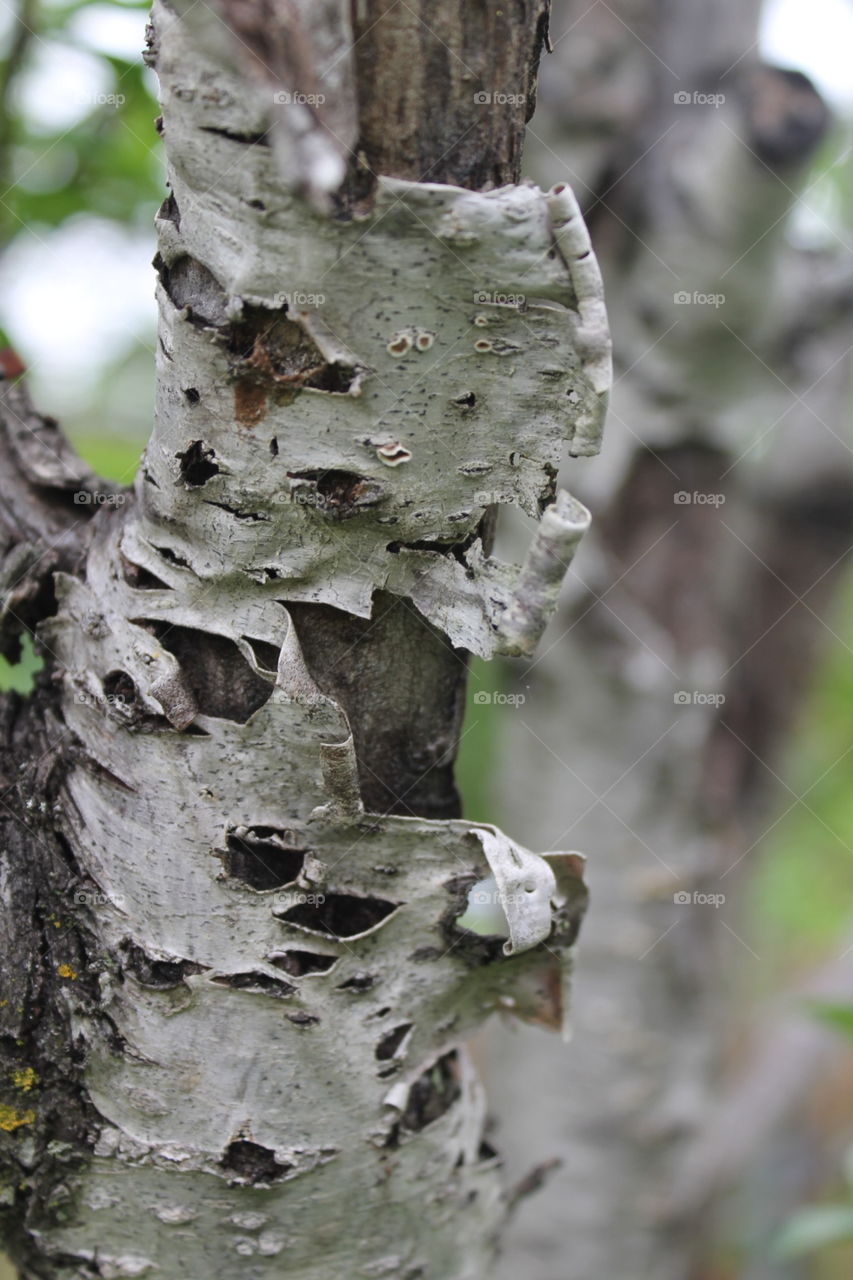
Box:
[219,1140,291,1185]
[287,1010,320,1027]
[200,125,270,146]
[144,624,273,722]
[120,941,208,989]
[228,305,359,396]
[155,254,228,327]
[210,971,295,997]
[120,556,170,590]
[269,951,338,976]
[401,1050,461,1131]
[375,1023,413,1061]
[288,470,384,520]
[336,971,375,992]
[274,892,398,938]
[222,827,306,891]
[243,636,280,672]
[175,440,219,486]
[101,670,137,707]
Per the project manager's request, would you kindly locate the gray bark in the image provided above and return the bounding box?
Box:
[484,2,853,1278]
[0,2,610,1276]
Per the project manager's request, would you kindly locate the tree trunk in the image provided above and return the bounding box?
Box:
[0,2,610,1276]
[484,2,853,1278]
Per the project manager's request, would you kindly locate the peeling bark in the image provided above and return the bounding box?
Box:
[0,2,611,1276]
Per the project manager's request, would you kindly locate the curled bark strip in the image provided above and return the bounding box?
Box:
[497,490,591,657]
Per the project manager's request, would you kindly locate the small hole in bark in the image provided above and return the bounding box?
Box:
[478,1139,499,1161]
[269,437,279,456]
[120,556,170,590]
[157,190,180,226]
[289,470,382,519]
[275,892,398,938]
[210,971,295,998]
[157,254,229,327]
[243,636,280,672]
[152,545,190,568]
[375,1023,413,1061]
[270,951,338,976]
[228,304,358,394]
[120,940,208,989]
[176,440,218,486]
[223,828,306,891]
[403,1051,461,1131]
[102,670,137,705]
[220,1140,291,1185]
[453,391,476,407]
[201,125,270,146]
[183,387,200,404]
[336,972,375,993]
[146,624,272,722]
[287,1010,320,1027]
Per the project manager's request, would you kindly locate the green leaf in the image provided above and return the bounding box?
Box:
[774,1205,853,1259]
[0,634,43,695]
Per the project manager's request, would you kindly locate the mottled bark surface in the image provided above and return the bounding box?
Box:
[0,1,609,1276]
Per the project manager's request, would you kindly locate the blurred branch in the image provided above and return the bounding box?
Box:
[0,0,38,211]
[669,936,853,1218]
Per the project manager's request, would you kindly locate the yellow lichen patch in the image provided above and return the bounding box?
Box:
[57,963,77,980]
[10,1067,38,1092]
[0,1105,35,1132]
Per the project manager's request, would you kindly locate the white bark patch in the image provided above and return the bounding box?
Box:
[42,533,587,1276]
[141,0,610,657]
[27,5,606,1273]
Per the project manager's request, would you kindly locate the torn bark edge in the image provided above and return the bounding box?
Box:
[505,1156,563,1218]
[496,490,591,658]
[547,182,611,456]
[0,375,117,660]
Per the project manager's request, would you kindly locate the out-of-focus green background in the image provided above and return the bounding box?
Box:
[1,0,852,1276]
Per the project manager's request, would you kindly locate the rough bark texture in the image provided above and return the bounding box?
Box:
[483,3,853,1279]
[0,1,610,1276]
